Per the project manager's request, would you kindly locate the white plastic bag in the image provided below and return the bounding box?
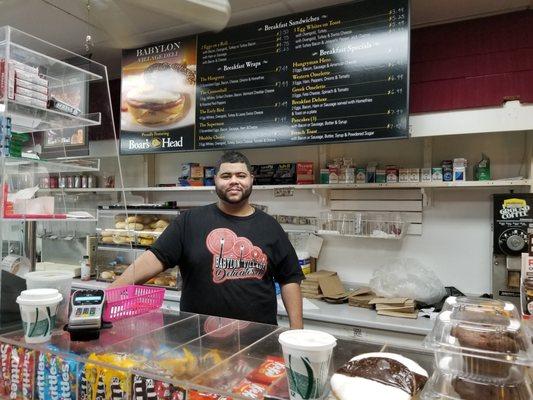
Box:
[369,258,446,305]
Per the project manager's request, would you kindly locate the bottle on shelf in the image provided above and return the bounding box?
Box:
[80,255,91,281]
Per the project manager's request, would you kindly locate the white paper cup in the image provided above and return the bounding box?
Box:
[16,289,62,343]
[279,329,337,400]
[25,270,73,326]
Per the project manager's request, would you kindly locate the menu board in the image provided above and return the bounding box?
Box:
[120,0,409,154]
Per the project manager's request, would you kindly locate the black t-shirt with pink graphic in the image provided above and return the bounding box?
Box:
[149,203,304,325]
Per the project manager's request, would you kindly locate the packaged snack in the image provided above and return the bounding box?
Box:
[132,375,186,400]
[200,350,223,370]
[78,364,93,400]
[35,352,47,400]
[474,153,491,181]
[158,347,199,379]
[232,378,267,399]
[21,348,35,400]
[189,389,232,400]
[0,343,13,396]
[85,352,145,400]
[43,354,77,400]
[9,346,23,400]
[247,356,286,385]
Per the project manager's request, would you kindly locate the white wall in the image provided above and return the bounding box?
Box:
[102,129,529,295]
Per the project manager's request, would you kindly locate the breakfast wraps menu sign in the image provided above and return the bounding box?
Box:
[120,0,409,154]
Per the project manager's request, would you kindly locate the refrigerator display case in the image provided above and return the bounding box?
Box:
[95,206,182,289]
[0,308,437,400]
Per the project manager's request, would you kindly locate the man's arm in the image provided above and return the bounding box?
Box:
[109,250,164,288]
[280,282,303,329]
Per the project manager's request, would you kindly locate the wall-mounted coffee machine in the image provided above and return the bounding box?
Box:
[492,193,533,308]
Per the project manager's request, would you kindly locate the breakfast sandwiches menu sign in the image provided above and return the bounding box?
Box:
[120,0,409,154]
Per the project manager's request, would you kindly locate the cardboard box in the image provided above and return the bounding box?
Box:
[409,168,420,182]
[296,162,314,184]
[273,163,296,184]
[421,168,432,182]
[399,168,409,183]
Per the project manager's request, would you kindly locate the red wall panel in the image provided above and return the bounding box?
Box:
[410,10,533,113]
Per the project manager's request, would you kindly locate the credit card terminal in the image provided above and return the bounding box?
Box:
[67,289,105,340]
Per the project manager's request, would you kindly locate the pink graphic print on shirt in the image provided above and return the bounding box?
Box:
[206,228,268,284]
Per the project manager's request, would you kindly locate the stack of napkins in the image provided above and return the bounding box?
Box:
[369,297,418,319]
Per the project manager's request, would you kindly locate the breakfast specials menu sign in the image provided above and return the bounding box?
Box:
[120,0,409,154]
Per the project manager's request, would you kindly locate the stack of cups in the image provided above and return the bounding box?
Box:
[421,296,533,399]
[16,289,63,343]
[278,329,337,400]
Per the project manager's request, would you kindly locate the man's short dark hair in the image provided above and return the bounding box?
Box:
[216,150,252,174]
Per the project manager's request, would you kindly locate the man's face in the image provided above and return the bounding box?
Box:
[215,162,253,204]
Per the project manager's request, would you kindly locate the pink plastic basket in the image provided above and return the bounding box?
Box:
[103,285,165,322]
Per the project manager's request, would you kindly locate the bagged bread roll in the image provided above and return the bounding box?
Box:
[155,219,169,228]
[101,230,113,237]
[126,222,144,230]
[115,221,126,229]
[154,277,170,286]
[139,237,154,246]
[154,226,167,233]
[150,219,169,229]
[126,215,142,223]
[113,235,134,244]
[101,236,114,244]
[100,271,115,280]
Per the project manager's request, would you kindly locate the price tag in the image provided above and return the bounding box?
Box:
[273,188,294,197]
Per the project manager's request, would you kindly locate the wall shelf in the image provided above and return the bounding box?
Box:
[4,156,99,173]
[38,179,533,193]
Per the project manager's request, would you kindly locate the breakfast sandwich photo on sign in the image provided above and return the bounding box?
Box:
[120,36,197,153]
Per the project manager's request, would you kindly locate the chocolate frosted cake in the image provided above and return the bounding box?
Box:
[450,309,523,379]
[330,352,428,400]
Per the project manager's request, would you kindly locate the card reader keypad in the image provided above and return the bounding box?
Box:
[74,307,98,318]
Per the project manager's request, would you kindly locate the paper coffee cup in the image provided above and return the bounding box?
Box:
[16,289,62,343]
[279,329,336,400]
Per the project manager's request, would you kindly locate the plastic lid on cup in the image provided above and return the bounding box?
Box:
[279,329,336,352]
[16,288,63,306]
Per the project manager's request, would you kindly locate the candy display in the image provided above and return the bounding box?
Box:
[330,352,428,400]
[35,352,78,400]
[81,352,146,400]
[132,374,186,400]
[0,343,12,396]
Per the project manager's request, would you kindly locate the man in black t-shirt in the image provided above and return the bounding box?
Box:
[111,151,304,327]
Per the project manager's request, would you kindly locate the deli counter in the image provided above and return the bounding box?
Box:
[0,308,436,400]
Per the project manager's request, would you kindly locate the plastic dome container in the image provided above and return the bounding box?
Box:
[424,297,533,382]
[420,366,533,400]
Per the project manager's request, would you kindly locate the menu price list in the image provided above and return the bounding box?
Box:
[289,0,409,144]
[196,24,293,149]
[195,0,409,150]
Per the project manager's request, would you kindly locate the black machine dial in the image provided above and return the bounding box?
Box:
[498,228,528,256]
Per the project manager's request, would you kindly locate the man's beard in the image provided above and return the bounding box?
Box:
[215,185,253,204]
